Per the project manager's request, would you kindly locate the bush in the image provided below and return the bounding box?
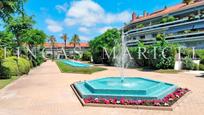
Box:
[167,16,176,22]
[137,24,144,28]
[183,57,194,70]
[18,57,31,74]
[161,16,176,23]
[74,55,80,60]
[2,57,19,76]
[199,64,204,70]
[196,49,204,64]
[2,56,31,76]
[0,60,11,79]
[0,48,4,59]
[161,17,168,23]
[82,51,92,61]
[129,40,177,69]
[32,54,44,67]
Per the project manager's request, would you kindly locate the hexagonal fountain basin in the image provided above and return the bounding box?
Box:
[74,77,177,100]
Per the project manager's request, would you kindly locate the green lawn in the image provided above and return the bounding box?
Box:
[56,61,107,74]
[0,76,19,89]
[133,67,181,74]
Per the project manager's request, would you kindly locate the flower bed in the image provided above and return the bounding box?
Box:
[83,88,190,107]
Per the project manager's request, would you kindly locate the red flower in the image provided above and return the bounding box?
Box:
[94,98,99,103]
[120,98,125,105]
[104,99,110,104]
[82,88,189,107]
[84,99,90,103]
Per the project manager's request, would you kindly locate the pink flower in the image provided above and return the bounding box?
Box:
[82,87,189,106]
[94,98,99,103]
[120,98,126,105]
[103,99,110,104]
[84,99,90,103]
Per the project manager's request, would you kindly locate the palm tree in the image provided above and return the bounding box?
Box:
[48,35,56,60]
[70,34,80,48]
[61,34,68,49]
[183,0,193,5]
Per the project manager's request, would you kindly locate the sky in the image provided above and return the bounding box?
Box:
[24,0,182,43]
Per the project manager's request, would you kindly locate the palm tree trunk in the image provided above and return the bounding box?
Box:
[52,44,55,60]
[64,40,66,49]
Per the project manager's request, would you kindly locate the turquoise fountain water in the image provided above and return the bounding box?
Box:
[74,77,177,100]
[60,59,91,68]
[73,27,177,100]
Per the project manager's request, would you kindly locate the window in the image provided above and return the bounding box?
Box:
[140,35,145,39]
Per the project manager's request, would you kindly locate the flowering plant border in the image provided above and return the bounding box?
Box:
[71,84,190,111]
[83,88,189,107]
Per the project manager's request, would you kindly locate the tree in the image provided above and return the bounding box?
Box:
[183,0,193,5]
[70,34,80,48]
[0,30,14,47]
[48,35,56,60]
[6,15,35,47]
[21,29,47,47]
[61,34,68,49]
[89,28,120,64]
[0,0,27,22]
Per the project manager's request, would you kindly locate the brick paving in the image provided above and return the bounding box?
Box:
[0,60,204,115]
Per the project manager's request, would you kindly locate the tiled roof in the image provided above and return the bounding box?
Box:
[44,42,89,48]
[131,1,204,23]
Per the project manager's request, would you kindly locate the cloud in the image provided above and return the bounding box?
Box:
[79,35,90,41]
[56,3,68,13]
[98,26,113,34]
[45,19,63,33]
[78,27,90,33]
[64,0,131,27]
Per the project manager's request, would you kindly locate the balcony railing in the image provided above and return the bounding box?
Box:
[126,15,204,36]
[126,31,204,46]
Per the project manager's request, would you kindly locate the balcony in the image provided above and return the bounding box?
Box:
[126,15,204,36]
[126,31,204,46]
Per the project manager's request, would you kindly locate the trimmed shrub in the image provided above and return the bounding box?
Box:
[2,56,31,76]
[18,57,31,74]
[2,57,19,76]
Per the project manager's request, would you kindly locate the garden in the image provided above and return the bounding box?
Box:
[56,60,106,74]
[0,0,46,89]
[89,29,204,72]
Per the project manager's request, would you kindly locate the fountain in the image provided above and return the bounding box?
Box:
[72,27,177,100]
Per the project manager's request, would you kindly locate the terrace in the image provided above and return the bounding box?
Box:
[0,60,203,114]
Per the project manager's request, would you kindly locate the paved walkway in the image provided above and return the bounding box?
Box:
[0,60,204,115]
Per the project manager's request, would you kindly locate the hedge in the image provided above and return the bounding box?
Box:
[2,57,19,76]
[1,56,31,77]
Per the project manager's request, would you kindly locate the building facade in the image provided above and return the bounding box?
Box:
[124,0,204,48]
[44,42,89,59]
